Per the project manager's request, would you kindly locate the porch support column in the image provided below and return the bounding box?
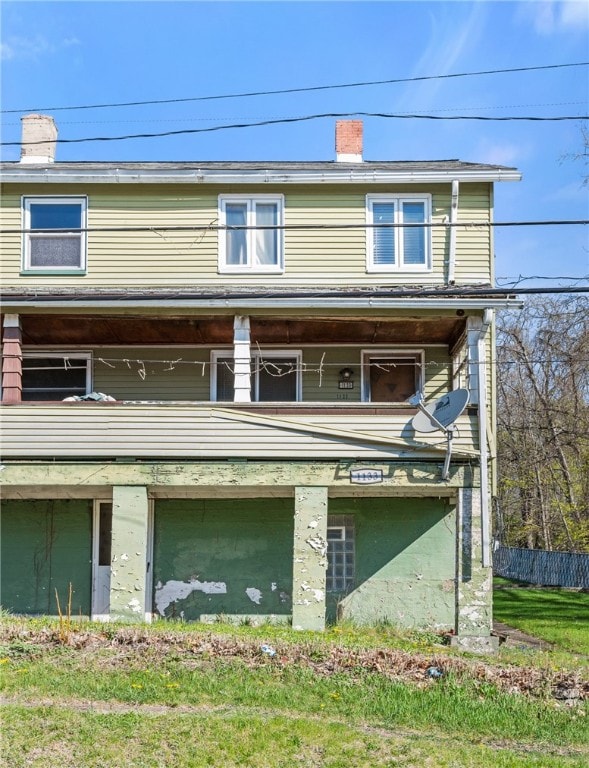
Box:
[110,486,149,622]
[292,486,328,631]
[451,486,498,653]
[2,314,22,404]
[233,315,251,402]
[465,315,482,407]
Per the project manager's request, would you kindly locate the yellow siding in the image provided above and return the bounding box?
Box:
[1,183,492,287]
[0,404,478,459]
[31,344,451,403]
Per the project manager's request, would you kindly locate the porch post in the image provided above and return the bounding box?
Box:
[2,314,22,404]
[452,486,498,652]
[466,315,482,406]
[292,486,328,631]
[110,486,149,622]
[233,315,251,402]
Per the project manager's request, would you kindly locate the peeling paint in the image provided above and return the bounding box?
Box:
[154,578,227,615]
[127,598,142,614]
[312,589,324,602]
[271,582,277,591]
[246,587,263,604]
[306,535,327,556]
[307,520,318,529]
[121,553,129,561]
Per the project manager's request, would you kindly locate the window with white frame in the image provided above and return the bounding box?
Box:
[211,350,301,401]
[367,195,431,271]
[22,196,87,272]
[21,352,92,400]
[326,516,355,593]
[362,350,423,403]
[219,195,284,272]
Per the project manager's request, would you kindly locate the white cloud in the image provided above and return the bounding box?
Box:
[1,34,80,62]
[395,3,487,111]
[474,139,526,167]
[516,1,589,35]
[560,0,589,29]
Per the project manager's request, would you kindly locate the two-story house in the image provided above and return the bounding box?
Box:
[0,116,521,650]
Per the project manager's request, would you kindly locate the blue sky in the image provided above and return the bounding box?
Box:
[1,0,588,286]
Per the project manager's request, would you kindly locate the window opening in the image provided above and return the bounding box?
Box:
[219,196,283,272]
[362,351,423,403]
[326,516,355,593]
[23,196,87,271]
[367,195,430,271]
[22,353,91,401]
[212,351,300,402]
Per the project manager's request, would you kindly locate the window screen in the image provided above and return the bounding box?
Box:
[22,355,89,401]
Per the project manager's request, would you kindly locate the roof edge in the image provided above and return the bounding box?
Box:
[0,165,522,184]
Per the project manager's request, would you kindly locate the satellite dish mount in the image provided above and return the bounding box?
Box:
[410,389,470,480]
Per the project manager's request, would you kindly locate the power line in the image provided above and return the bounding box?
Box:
[3,102,586,127]
[2,219,587,236]
[3,111,588,147]
[2,61,587,114]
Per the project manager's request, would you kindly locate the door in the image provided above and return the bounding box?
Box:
[92,502,112,619]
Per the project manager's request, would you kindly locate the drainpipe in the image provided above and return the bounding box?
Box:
[478,309,493,567]
[447,179,459,284]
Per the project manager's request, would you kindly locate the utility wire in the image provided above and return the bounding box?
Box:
[3,102,586,127]
[2,61,587,114]
[2,219,587,235]
[4,111,588,147]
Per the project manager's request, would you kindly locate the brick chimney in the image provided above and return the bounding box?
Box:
[335,120,363,162]
[20,114,58,163]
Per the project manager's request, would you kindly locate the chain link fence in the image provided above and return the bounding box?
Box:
[493,544,589,588]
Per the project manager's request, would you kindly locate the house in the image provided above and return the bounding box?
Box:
[0,115,522,650]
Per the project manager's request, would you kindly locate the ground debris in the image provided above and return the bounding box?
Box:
[1,623,587,704]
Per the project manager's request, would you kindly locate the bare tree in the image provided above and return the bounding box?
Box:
[496,296,589,552]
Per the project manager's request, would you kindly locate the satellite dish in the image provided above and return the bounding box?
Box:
[412,388,470,434]
[410,388,470,481]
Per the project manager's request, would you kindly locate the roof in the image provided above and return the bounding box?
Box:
[0,159,521,184]
[0,284,523,311]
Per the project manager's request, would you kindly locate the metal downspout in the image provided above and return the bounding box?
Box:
[478,308,493,567]
[447,179,459,284]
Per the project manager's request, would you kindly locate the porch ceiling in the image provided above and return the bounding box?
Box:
[20,314,466,346]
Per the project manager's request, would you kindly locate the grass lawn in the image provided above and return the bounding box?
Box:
[493,578,589,655]
[1,617,588,767]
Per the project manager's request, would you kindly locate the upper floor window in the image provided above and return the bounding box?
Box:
[367,195,431,271]
[211,350,301,401]
[22,196,87,273]
[219,195,284,273]
[21,352,92,401]
[361,350,423,403]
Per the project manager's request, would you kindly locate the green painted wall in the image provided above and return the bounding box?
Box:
[0,499,92,615]
[330,497,456,628]
[152,499,294,620]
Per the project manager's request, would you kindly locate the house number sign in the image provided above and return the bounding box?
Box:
[349,469,384,484]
